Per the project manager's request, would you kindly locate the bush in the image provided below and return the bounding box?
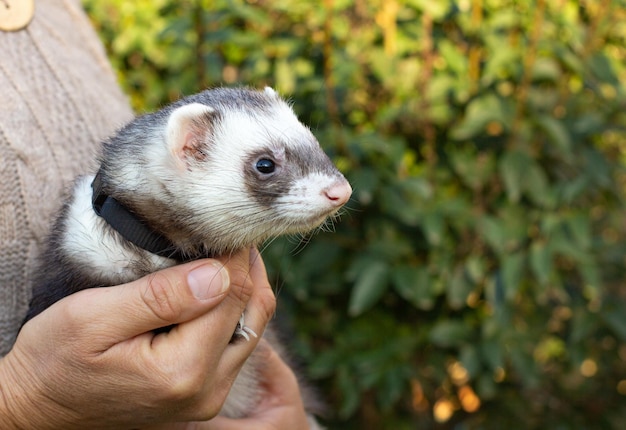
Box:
[84,1,626,428]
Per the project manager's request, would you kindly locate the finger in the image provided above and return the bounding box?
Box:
[204,342,310,430]
[153,248,257,356]
[200,343,302,429]
[152,249,276,406]
[254,340,300,400]
[233,247,276,339]
[50,258,231,345]
[160,247,256,347]
[218,249,276,371]
[141,249,271,419]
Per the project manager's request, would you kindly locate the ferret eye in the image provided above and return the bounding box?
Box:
[256,158,275,174]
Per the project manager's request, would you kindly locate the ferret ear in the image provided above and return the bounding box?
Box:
[264,86,278,98]
[166,103,216,168]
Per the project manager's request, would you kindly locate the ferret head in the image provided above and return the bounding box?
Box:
[102,87,352,256]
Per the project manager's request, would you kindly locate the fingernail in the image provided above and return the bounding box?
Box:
[188,262,230,299]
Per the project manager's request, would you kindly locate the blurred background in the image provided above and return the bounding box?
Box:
[82,0,626,428]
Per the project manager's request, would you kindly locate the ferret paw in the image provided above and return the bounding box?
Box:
[234,313,258,341]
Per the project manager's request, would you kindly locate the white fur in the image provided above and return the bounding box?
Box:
[61,176,174,283]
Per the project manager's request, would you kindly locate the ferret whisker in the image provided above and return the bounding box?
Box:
[290,235,312,256]
[257,238,276,256]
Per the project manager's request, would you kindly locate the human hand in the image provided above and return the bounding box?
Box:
[206,339,314,430]
[0,248,276,429]
[144,339,315,430]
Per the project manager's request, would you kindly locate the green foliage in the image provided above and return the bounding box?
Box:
[84,0,626,428]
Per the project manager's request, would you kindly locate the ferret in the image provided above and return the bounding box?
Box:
[23,87,352,427]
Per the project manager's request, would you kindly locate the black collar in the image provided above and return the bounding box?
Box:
[91,170,188,262]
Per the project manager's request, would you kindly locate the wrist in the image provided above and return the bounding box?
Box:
[0,354,31,429]
[0,350,71,430]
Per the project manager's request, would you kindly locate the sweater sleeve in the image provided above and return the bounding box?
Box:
[0,0,134,356]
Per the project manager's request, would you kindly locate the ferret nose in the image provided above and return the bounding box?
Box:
[324,179,352,207]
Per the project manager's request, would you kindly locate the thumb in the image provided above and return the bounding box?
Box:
[200,341,309,430]
[55,259,231,343]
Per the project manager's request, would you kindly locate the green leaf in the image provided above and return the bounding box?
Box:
[481,339,504,372]
[476,373,497,400]
[487,8,520,30]
[421,212,445,246]
[348,261,389,316]
[531,57,562,83]
[530,240,552,285]
[447,266,473,310]
[450,94,505,140]
[429,320,472,348]
[524,160,555,208]
[559,175,589,204]
[565,213,592,249]
[580,265,601,301]
[465,256,486,284]
[349,167,379,205]
[602,303,626,341]
[534,336,566,363]
[570,308,598,343]
[460,344,481,378]
[499,150,530,203]
[480,216,506,253]
[589,52,619,85]
[401,177,433,200]
[338,366,361,419]
[392,266,434,310]
[438,39,467,76]
[449,147,496,190]
[482,44,520,85]
[410,0,452,20]
[536,116,572,155]
[509,347,539,388]
[501,251,525,300]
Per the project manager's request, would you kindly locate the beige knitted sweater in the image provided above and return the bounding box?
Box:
[0,0,133,356]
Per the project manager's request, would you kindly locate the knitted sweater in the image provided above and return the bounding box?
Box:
[0,0,133,356]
